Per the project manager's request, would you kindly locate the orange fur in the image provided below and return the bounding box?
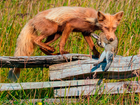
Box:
[8,6,123,81]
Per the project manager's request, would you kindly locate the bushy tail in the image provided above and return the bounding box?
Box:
[8,21,37,82]
[14,22,37,56]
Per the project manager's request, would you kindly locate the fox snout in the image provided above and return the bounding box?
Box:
[105,33,116,42]
[109,38,113,42]
[106,36,114,42]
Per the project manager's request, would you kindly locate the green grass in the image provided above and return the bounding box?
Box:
[0,0,140,104]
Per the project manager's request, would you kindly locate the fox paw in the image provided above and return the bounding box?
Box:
[60,51,69,55]
[40,47,56,55]
[45,45,55,52]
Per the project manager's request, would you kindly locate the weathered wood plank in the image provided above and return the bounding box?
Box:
[49,55,140,80]
[0,54,90,68]
[0,79,99,91]
[54,81,140,97]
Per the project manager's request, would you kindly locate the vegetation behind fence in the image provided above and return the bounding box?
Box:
[0,0,139,104]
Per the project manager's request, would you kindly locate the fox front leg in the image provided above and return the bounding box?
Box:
[93,51,106,66]
[104,51,114,71]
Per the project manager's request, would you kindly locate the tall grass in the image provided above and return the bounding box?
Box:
[0,0,140,104]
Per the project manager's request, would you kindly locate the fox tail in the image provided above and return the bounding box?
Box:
[8,21,37,81]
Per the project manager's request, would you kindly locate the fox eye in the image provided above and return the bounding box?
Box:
[105,27,109,30]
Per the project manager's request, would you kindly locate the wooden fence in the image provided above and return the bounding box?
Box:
[0,54,140,103]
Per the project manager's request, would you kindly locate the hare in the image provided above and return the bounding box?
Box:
[91,33,118,71]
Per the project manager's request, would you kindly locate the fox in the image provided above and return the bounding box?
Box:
[91,33,118,71]
[8,6,123,81]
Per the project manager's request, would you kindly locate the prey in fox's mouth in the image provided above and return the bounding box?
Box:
[91,32,118,71]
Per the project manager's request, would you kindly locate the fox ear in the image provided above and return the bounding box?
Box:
[97,11,106,21]
[114,11,123,23]
[91,33,99,40]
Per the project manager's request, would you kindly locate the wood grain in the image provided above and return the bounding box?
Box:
[0,54,90,68]
[54,81,140,97]
[0,79,99,91]
[49,55,140,80]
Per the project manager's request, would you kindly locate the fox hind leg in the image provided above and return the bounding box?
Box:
[34,18,58,53]
[40,34,61,55]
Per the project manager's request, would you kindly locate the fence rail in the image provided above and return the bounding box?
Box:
[0,54,90,68]
[54,81,140,97]
[0,54,140,102]
[49,55,140,80]
[0,79,99,91]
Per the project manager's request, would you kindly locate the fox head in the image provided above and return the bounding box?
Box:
[97,11,123,42]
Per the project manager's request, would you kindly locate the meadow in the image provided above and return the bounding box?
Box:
[0,0,140,104]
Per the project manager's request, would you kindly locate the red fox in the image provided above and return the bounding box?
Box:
[91,33,118,71]
[8,7,123,81]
